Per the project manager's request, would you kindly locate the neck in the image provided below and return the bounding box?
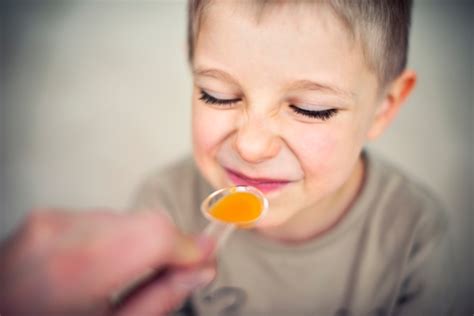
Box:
[257,156,366,244]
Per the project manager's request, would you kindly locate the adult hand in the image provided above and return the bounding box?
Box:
[0,210,216,316]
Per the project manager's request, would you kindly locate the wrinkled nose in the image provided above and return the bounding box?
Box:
[233,116,281,164]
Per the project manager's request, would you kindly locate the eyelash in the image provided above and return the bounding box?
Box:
[199,90,240,106]
[289,105,338,121]
[199,90,338,121]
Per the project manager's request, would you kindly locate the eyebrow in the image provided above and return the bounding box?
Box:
[193,67,239,86]
[289,80,356,100]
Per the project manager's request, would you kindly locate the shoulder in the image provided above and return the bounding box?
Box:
[148,156,200,195]
[366,150,447,224]
[129,156,212,232]
[362,150,448,257]
[364,153,458,313]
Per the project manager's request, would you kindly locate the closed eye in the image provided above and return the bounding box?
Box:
[199,90,241,106]
[289,105,338,121]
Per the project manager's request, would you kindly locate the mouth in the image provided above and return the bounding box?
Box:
[224,168,292,194]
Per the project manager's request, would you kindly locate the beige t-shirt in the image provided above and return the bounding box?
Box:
[131,151,455,316]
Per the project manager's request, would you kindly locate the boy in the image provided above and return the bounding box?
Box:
[132,0,454,315]
[0,1,456,315]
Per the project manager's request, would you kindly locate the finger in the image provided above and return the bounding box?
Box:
[113,267,216,316]
[109,254,217,312]
[170,234,216,266]
[1,209,215,313]
[60,211,214,302]
[20,210,184,309]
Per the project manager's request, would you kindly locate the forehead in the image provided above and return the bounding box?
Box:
[194,1,376,96]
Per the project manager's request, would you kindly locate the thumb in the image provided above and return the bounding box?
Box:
[113,267,215,316]
[168,234,216,267]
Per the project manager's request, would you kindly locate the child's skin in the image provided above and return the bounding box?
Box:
[0,1,417,315]
[192,2,416,242]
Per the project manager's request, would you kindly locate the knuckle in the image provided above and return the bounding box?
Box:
[21,210,59,245]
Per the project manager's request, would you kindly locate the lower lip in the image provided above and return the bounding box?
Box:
[225,169,291,194]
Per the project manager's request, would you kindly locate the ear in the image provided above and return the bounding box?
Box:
[367,70,417,140]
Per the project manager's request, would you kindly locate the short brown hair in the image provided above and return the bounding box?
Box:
[187,0,413,85]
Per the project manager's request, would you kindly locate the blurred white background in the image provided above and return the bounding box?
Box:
[1,0,472,304]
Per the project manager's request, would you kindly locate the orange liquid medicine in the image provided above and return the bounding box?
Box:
[208,191,263,226]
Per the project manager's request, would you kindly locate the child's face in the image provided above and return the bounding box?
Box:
[191,3,383,229]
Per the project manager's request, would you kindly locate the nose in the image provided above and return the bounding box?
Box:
[233,115,281,164]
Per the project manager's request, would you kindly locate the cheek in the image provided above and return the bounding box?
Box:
[288,123,362,187]
[192,101,235,160]
[192,110,215,155]
[296,129,338,173]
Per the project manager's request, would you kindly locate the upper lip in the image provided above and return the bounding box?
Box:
[225,168,291,184]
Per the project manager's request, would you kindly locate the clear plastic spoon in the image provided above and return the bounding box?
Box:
[200,185,268,251]
[110,185,268,308]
